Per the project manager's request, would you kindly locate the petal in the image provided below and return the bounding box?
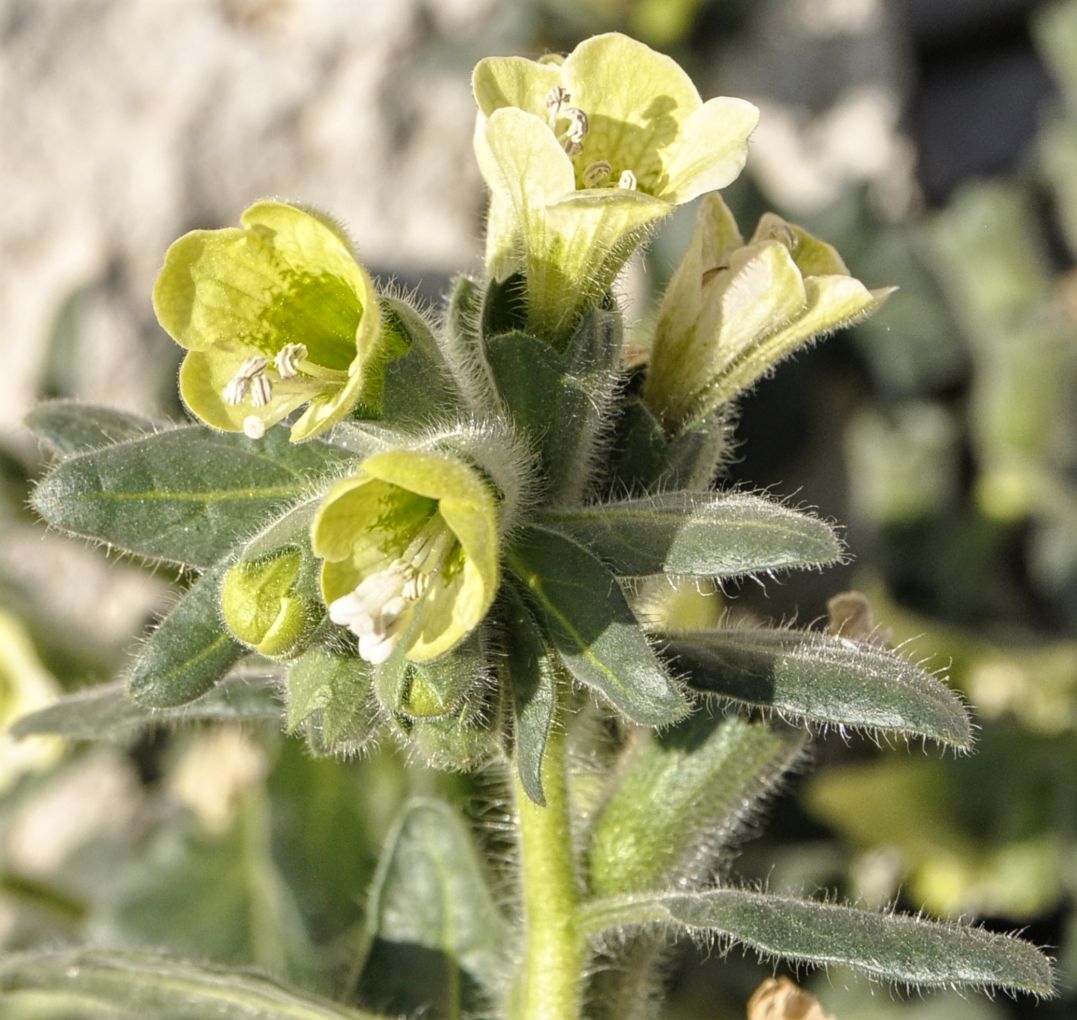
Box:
[311,473,433,564]
[154,201,366,372]
[179,348,306,434]
[563,34,701,188]
[751,212,851,277]
[662,97,759,203]
[472,54,561,119]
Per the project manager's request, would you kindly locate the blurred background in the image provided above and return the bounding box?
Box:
[1,1,1075,1017]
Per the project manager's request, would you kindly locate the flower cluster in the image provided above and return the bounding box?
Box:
[147,33,886,685]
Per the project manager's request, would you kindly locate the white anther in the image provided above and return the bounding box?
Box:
[243,415,266,440]
[248,373,273,407]
[564,107,588,143]
[562,139,584,157]
[618,169,638,190]
[545,85,571,120]
[583,161,612,188]
[223,356,269,405]
[274,343,308,379]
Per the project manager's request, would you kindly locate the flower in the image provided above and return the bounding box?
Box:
[220,549,318,658]
[472,32,758,341]
[643,193,894,430]
[153,200,388,442]
[311,449,500,665]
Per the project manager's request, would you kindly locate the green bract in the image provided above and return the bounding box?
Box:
[644,193,894,431]
[311,449,499,664]
[153,200,385,442]
[473,32,758,341]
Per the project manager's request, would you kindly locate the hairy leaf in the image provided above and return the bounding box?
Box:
[25,400,154,457]
[128,562,245,708]
[286,645,377,753]
[11,671,279,742]
[500,584,558,806]
[579,890,1054,996]
[361,798,509,1015]
[541,492,842,578]
[380,294,464,426]
[0,947,385,1019]
[587,714,806,896]
[669,628,972,749]
[509,526,688,726]
[31,425,352,568]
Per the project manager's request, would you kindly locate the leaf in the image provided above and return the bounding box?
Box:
[286,645,378,754]
[508,526,688,726]
[668,628,973,749]
[541,492,842,578]
[0,947,386,1019]
[25,400,154,457]
[128,562,246,708]
[380,294,464,426]
[587,714,806,896]
[31,425,353,568]
[578,889,1055,997]
[500,584,558,806]
[11,672,280,743]
[360,798,509,1017]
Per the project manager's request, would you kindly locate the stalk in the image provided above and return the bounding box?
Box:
[511,697,585,1020]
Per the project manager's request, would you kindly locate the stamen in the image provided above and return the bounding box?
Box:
[243,415,266,440]
[765,223,799,251]
[618,170,638,191]
[545,85,571,123]
[223,356,269,405]
[248,373,273,407]
[583,161,612,188]
[564,107,588,144]
[274,343,308,379]
[563,139,584,157]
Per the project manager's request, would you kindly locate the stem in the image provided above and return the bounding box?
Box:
[512,698,585,1020]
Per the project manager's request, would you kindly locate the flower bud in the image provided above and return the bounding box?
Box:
[644,194,894,431]
[220,550,317,658]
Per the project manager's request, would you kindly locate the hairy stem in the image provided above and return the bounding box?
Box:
[511,696,584,1020]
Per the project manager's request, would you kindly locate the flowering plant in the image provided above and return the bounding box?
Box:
[9,31,1052,1020]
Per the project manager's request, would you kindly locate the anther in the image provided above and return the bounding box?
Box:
[274,343,308,379]
[222,355,268,405]
[248,373,273,407]
[618,170,638,190]
[545,85,571,122]
[564,108,588,143]
[583,161,611,188]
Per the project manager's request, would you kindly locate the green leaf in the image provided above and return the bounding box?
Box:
[587,714,805,896]
[361,798,510,1016]
[541,492,842,577]
[31,425,353,568]
[0,947,386,1019]
[668,628,973,749]
[508,526,688,726]
[111,794,312,980]
[286,645,378,754]
[11,672,280,743]
[500,584,558,806]
[128,562,245,708]
[380,294,464,426]
[578,889,1055,996]
[25,400,153,457]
